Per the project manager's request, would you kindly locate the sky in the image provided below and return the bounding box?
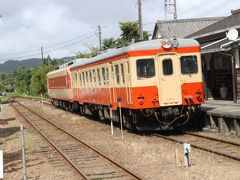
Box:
[0,0,239,63]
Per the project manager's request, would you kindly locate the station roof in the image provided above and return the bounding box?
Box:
[152,17,224,39]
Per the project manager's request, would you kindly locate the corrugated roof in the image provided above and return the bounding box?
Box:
[152,17,224,39]
[189,10,240,38]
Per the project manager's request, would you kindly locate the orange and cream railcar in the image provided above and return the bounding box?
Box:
[47,64,73,109]
[48,38,204,130]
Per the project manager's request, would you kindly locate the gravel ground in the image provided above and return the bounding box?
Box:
[0,103,80,180]
[2,99,240,180]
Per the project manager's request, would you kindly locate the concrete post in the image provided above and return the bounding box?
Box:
[234,47,240,69]
[20,125,27,180]
[210,115,217,129]
[218,117,229,133]
[0,150,3,179]
[183,143,191,168]
[234,119,240,136]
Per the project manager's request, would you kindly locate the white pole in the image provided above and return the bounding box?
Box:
[20,125,27,180]
[0,150,3,179]
[110,108,113,136]
[41,95,43,109]
[183,143,191,168]
[118,101,123,139]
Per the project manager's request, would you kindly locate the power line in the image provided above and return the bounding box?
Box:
[0,34,96,60]
[193,0,235,18]
[0,31,96,57]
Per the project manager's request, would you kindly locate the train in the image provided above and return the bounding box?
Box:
[47,38,204,131]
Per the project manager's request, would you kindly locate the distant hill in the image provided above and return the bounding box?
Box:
[0,56,75,73]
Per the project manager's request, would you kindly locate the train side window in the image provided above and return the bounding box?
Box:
[102,68,106,85]
[85,71,88,86]
[162,59,173,75]
[93,69,97,86]
[106,67,109,85]
[97,69,102,86]
[115,65,120,85]
[120,63,125,84]
[136,58,155,78]
[79,72,82,86]
[75,73,77,86]
[82,72,85,86]
[180,55,198,74]
[89,70,92,86]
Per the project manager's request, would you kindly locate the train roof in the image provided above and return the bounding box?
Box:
[47,58,87,76]
[70,38,199,70]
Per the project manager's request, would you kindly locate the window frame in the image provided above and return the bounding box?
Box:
[136,58,155,79]
[180,55,198,75]
[162,58,173,76]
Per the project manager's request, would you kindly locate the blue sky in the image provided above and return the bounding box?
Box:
[0,0,238,63]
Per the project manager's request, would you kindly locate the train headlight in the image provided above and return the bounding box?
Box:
[161,38,172,49]
[196,92,202,100]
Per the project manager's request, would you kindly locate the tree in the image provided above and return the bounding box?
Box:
[102,38,117,50]
[15,67,32,94]
[30,65,54,96]
[101,21,150,51]
[119,21,149,45]
[76,45,100,59]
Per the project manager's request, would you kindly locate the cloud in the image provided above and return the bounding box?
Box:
[0,0,238,63]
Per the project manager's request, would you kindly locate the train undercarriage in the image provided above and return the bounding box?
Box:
[52,98,202,131]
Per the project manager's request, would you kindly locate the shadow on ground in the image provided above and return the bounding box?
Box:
[0,127,20,139]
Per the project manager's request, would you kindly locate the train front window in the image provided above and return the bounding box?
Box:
[162,59,173,75]
[136,58,155,78]
[180,55,198,74]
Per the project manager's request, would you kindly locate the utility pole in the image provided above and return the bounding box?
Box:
[164,0,177,20]
[41,46,44,64]
[174,0,177,20]
[138,0,143,41]
[97,25,102,52]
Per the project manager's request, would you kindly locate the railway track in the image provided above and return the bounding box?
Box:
[154,131,240,161]
[11,100,142,180]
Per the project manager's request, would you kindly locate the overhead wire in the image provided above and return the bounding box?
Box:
[0,33,96,60]
[0,31,96,57]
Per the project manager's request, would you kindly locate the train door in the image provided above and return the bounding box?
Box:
[157,54,182,106]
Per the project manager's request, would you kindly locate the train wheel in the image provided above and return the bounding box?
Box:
[123,114,135,130]
[79,105,85,116]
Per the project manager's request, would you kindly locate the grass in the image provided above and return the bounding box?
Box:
[0,92,49,103]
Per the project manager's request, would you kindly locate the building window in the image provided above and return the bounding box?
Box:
[162,59,173,75]
[120,63,125,83]
[115,65,120,84]
[180,55,198,74]
[136,58,155,78]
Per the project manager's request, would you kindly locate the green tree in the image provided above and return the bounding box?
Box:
[30,65,54,96]
[15,67,32,94]
[119,21,149,45]
[103,38,117,50]
[0,82,4,92]
[76,45,99,59]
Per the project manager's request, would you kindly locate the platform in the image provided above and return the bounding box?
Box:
[201,100,240,136]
